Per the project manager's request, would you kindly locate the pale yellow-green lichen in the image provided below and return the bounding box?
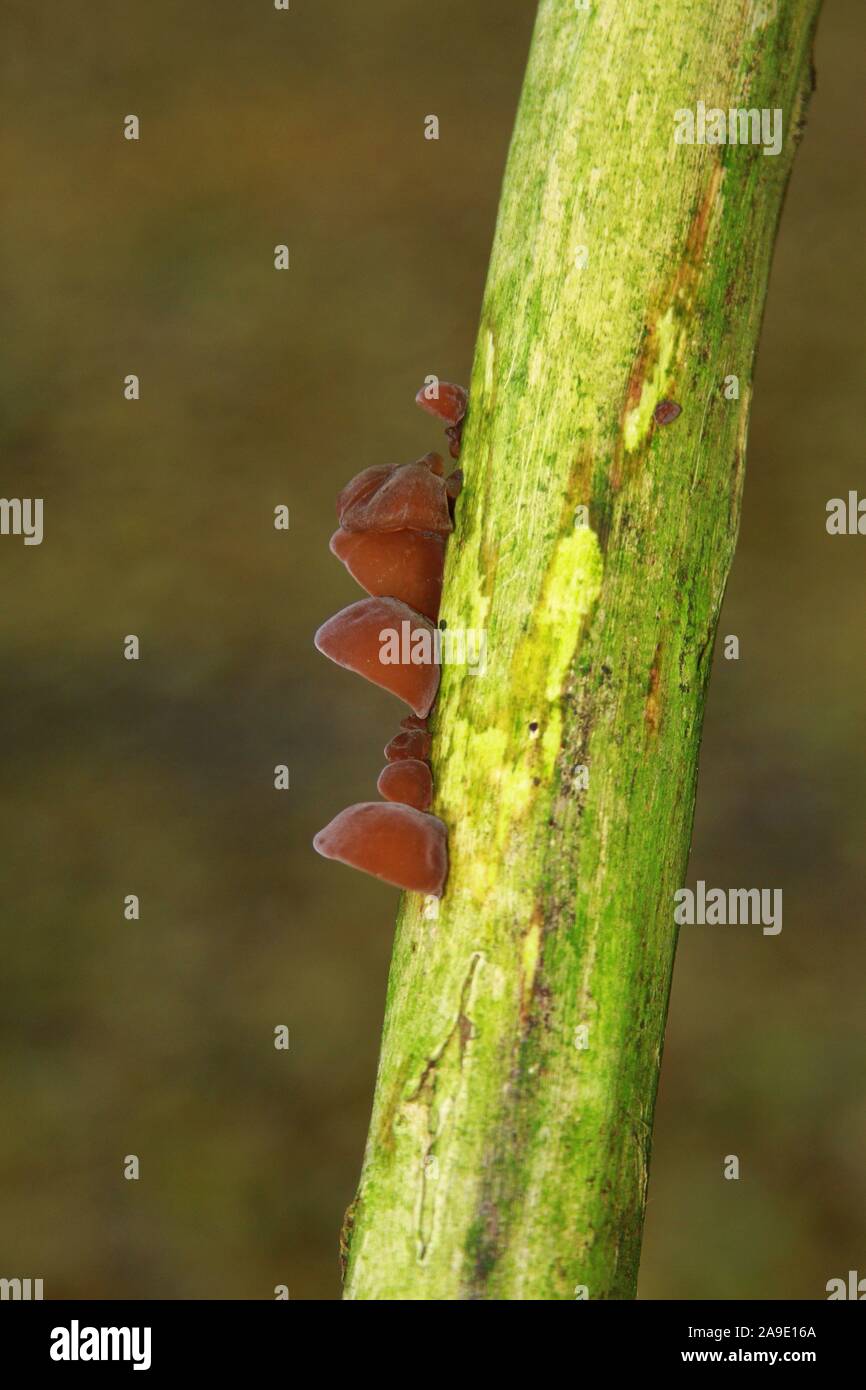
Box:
[447,527,602,802]
[530,524,604,706]
[520,914,543,1014]
[439,527,604,912]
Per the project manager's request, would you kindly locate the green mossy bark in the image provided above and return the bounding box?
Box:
[343,0,821,1300]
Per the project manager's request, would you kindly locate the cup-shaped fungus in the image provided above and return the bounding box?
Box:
[337,455,452,536]
[444,426,463,459]
[313,382,469,898]
[445,469,463,501]
[329,526,445,622]
[335,464,392,524]
[313,801,447,896]
[384,728,432,762]
[376,759,433,812]
[400,714,429,730]
[414,382,468,427]
[314,596,440,717]
[415,384,468,459]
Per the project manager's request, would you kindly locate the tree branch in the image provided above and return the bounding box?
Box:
[343,0,822,1300]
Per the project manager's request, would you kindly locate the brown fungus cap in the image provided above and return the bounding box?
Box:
[313,801,447,896]
[334,464,391,523]
[400,714,429,731]
[337,455,452,535]
[376,759,433,812]
[329,526,445,622]
[314,596,440,717]
[384,728,432,762]
[445,468,463,501]
[415,381,468,426]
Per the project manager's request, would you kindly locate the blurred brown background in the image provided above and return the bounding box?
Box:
[1,0,862,1299]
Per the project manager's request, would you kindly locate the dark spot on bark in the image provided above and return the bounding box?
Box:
[339,1197,360,1284]
[654,399,682,426]
[466,1196,501,1286]
[645,641,663,735]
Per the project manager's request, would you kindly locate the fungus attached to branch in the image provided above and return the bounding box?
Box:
[314,596,440,717]
[313,382,468,895]
[329,527,445,622]
[415,382,468,460]
[376,759,433,812]
[653,399,682,425]
[400,714,429,731]
[313,801,448,896]
[414,382,468,427]
[337,455,453,535]
[384,728,433,762]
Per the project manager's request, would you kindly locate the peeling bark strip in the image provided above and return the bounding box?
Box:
[343,0,822,1300]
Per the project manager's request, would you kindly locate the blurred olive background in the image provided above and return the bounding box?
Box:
[1,0,862,1300]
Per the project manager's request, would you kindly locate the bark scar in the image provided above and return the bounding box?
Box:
[644,641,663,735]
[614,159,725,484]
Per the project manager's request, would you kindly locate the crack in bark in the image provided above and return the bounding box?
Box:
[405,951,483,1262]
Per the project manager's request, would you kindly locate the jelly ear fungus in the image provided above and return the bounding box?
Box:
[376,759,433,813]
[314,596,440,718]
[415,381,468,459]
[313,802,447,897]
[313,381,467,896]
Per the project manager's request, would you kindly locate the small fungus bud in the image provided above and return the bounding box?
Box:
[653,399,682,425]
[444,423,463,459]
[384,728,432,762]
[400,714,429,731]
[415,381,468,426]
[376,759,433,812]
[445,469,463,501]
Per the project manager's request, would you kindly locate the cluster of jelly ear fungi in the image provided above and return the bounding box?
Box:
[312,383,467,898]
